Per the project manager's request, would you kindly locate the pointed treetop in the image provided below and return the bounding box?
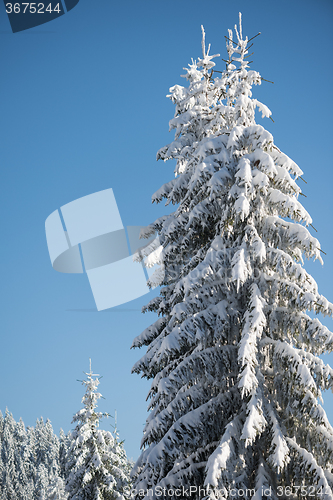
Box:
[87,357,99,378]
[73,360,105,428]
[225,12,260,70]
[237,11,243,40]
[198,24,220,73]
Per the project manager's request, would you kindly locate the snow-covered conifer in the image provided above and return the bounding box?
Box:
[34,417,60,475]
[65,362,132,500]
[59,428,71,480]
[0,411,4,491]
[26,424,38,492]
[109,420,133,493]
[1,409,18,498]
[31,417,61,498]
[13,418,30,498]
[47,475,68,500]
[35,463,51,500]
[132,14,333,498]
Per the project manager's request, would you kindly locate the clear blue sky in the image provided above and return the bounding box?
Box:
[0,0,332,461]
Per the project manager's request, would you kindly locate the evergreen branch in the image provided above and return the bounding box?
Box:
[310,223,317,232]
[299,176,307,183]
[248,32,261,43]
[224,35,241,47]
[286,437,333,496]
[261,77,274,84]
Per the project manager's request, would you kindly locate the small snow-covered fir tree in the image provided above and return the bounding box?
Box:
[1,410,17,499]
[34,417,61,497]
[111,416,134,491]
[13,418,30,498]
[59,429,71,480]
[131,14,333,498]
[35,463,51,500]
[47,475,68,500]
[65,362,132,500]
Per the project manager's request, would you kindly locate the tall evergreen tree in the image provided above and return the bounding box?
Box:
[65,362,132,500]
[32,417,61,499]
[1,409,18,499]
[59,428,71,480]
[109,420,134,496]
[34,417,60,475]
[47,475,67,500]
[13,418,30,498]
[26,424,39,495]
[0,411,4,492]
[131,14,333,497]
[35,463,50,500]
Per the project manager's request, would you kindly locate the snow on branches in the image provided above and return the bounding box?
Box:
[65,363,132,500]
[132,13,333,498]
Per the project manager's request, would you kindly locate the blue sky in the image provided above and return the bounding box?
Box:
[0,0,332,461]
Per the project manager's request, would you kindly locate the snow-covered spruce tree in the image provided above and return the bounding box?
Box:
[65,363,132,500]
[47,475,68,500]
[34,417,61,498]
[131,14,333,498]
[59,428,71,480]
[13,418,31,498]
[0,409,17,499]
[111,420,134,492]
[35,463,51,500]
